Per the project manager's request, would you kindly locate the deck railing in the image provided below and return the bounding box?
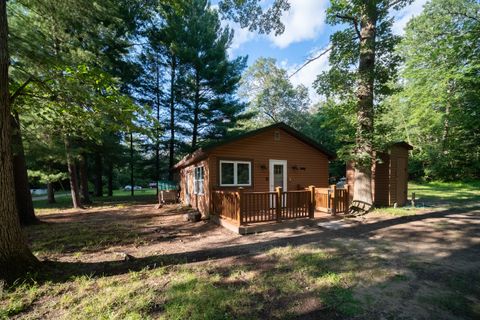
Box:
[212,185,350,225]
[315,185,350,215]
[212,190,240,222]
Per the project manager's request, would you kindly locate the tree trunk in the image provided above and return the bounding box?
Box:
[130,132,134,197]
[94,152,103,197]
[64,137,82,208]
[352,7,377,209]
[107,161,113,197]
[442,99,450,153]
[11,112,38,225]
[47,182,55,204]
[79,153,91,204]
[168,56,176,180]
[155,54,161,195]
[191,71,200,150]
[0,0,38,283]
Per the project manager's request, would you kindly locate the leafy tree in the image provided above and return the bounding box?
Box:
[384,0,480,180]
[313,0,409,207]
[9,0,143,208]
[239,57,310,130]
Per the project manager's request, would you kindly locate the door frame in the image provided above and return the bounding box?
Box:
[269,159,288,192]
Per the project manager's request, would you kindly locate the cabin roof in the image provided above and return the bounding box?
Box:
[173,122,336,170]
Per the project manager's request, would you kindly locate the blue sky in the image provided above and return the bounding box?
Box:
[218,0,428,101]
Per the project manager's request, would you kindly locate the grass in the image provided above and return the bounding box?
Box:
[409,180,480,205]
[33,188,157,210]
[0,244,368,319]
[371,180,480,216]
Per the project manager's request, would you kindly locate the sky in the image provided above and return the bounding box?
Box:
[220,0,428,101]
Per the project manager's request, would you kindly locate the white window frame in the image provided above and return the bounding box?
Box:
[194,166,204,195]
[219,160,252,187]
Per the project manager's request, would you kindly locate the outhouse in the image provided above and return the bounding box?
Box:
[347,142,413,207]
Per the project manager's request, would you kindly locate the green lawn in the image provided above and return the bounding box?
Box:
[371,180,480,216]
[33,188,158,210]
[409,180,480,205]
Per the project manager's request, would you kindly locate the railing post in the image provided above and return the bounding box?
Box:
[330,184,337,215]
[308,185,315,218]
[238,188,244,225]
[275,186,282,222]
[345,184,350,212]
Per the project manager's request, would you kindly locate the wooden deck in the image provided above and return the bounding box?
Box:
[212,185,350,232]
[212,210,341,235]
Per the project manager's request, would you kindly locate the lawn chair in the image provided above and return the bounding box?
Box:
[348,200,373,216]
[159,190,179,204]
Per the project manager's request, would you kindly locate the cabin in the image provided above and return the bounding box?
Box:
[346,142,413,207]
[173,123,336,225]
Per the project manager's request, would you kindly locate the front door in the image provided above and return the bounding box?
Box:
[269,160,287,208]
[269,160,287,192]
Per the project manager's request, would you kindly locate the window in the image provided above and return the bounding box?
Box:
[194,166,204,195]
[220,161,252,186]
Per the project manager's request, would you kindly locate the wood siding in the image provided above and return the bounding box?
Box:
[179,159,210,215]
[346,145,410,207]
[209,127,329,193]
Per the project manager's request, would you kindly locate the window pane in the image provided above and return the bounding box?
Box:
[237,163,250,185]
[221,162,234,185]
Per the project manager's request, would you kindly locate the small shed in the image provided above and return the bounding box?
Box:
[347,142,413,207]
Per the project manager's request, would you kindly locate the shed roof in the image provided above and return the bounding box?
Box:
[173,122,336,170]
[390,141,414,150]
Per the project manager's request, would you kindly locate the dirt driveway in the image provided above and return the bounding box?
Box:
[26,203,480,319]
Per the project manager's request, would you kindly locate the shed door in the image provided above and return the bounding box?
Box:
[396,157,407,206]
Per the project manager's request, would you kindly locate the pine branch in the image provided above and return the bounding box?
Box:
[10,77,33,104]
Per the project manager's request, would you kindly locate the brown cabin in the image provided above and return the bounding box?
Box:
[173,123,335,217]
[346,142,413,207]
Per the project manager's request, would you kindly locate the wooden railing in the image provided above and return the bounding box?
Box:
[315,185,350,215]
[281,190,311,220]
[213,187,315,225]
[212,190,240,222]
[213,185,350,225]
[241,191,277,224]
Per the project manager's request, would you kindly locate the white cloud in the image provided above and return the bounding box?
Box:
[229,22,256,51]
[285,47,331,102]
[392,0,427,35]
[270,0,328,48]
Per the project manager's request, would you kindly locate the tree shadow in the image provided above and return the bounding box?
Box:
[35,205,480,284]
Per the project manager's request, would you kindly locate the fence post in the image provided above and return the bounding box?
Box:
[237,188,244,225]
[344,184,350,212]
[330,184,337,215]
[308,185,315,218]
[275,186,282,222]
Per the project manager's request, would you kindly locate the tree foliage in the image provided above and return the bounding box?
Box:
[382,0,480,180]
[239,57,310,130]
